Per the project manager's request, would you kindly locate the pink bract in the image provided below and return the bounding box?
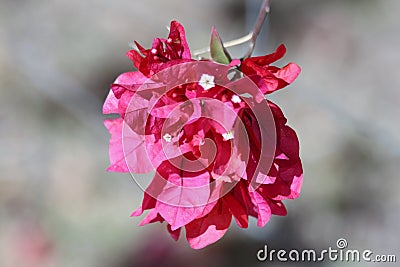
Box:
[103,21,303,249]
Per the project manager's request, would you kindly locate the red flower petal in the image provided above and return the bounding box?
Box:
[168,21,191,60]
[274,63,301,85]
[111,71,148,99]
[185,200,232,249]
[267,199,287,216]
[223,193,248,228]
[147,158,217,230]
[104,118,153,173]
[139,209,163,226]
[102,90,119,114]
[167,224,181,241]
[249,189,272,227]
[241,44,301,94]
[242,44,286,67]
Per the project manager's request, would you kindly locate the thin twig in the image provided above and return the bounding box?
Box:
[193,32,253,57]
[243,0,272,59]
[193,0,272,59]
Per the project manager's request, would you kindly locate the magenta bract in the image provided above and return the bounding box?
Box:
[103,21,303,249]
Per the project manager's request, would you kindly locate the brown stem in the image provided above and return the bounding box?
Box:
[192,32,253,57]
[243,0,272,59]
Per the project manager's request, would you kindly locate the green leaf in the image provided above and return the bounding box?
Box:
[210,27,232,65]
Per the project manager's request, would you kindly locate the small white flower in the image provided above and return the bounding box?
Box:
[231,95,241,104]
[163,133,172,143]
[222,131,234,141]
[199,74,215,90]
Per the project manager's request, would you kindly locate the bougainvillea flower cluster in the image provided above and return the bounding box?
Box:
[103,21,303,249]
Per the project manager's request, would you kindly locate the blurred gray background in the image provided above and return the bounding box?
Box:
[1,0,399,266]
